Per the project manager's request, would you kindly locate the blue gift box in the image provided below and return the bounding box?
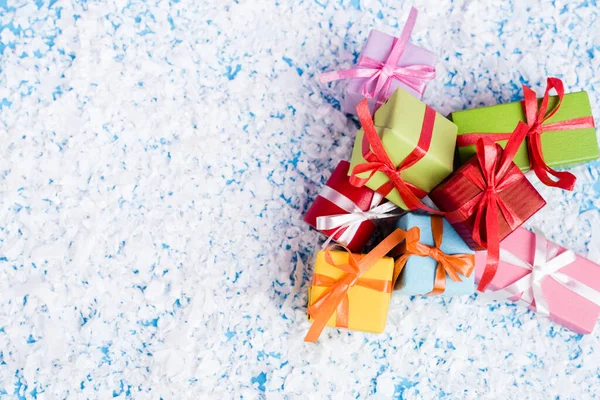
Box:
[395,213,475,296]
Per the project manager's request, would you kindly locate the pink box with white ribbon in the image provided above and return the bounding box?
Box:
[474,227,600,334]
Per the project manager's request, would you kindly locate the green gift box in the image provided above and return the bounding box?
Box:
[452,89,598,173]
[348,88,458,210]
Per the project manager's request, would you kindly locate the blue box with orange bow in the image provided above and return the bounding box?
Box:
[393,213,475,296]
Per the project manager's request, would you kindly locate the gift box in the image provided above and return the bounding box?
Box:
[452,78,597,190]
[308,250,394,334]
[393,214,475,296]
[305,228,417,342]
[320,7,436,115]
[304,160,396,252]
[342,29,436,114]
[429,135,546,251]
[348,88,457,210]
[475,228,600,334]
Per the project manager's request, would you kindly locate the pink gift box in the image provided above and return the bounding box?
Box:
[475,227,600,334]
[342,29,437,115]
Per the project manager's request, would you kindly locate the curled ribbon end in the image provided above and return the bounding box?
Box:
[408,6,418,21]
[303,333,319,343]
[547,77,564,94]
[303,334,317,343]
[559,173,577,191]
[318,71,339,85]
[477,276,493,292]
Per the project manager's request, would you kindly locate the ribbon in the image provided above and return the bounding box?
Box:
[349,98,441,213]
[456,77,595,191]
[392,215,475,294]
[446,122,531,292]
[319,7,435,112]
[483,230,600,317]
[316,186,403,248]
[305,227,419,342]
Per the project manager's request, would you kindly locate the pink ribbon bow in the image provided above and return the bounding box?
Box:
[319,7,435,112]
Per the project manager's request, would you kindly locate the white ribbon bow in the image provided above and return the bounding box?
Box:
[316,185,403,248]
[483,230,600,317]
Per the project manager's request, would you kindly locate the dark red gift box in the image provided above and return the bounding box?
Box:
[304,160,381,252]
[429,149,546,251]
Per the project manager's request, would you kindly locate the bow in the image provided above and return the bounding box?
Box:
[483,230,600,316]
[349,98,441,213]
[316,186,403,248]
[305,227,419,342]
[456,78,595,190]
[447,122,531,292]
[319,7,435,112]
[393,215,475,294]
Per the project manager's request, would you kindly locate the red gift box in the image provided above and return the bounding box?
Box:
[429,155,546,251]
[428,122,547,291]
[304,160,389,252]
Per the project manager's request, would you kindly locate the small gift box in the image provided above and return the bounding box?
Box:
[476,228,600,334]
[429,124,546,252]
[303,160,401,252]
[393,214,475,296]
[452,77,597,190]
[348,89,457,211]
[429,122,546,291]
[320,7,436,115]
[305,228,418,342]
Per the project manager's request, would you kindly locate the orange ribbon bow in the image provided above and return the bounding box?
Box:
[392,215,475,295]
[305,227,419,343]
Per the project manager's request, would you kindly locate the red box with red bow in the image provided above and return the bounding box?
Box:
[429,150,546,252]
[429,122,547,291]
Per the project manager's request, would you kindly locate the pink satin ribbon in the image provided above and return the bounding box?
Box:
[319,7,435,112]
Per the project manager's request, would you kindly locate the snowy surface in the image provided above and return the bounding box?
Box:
[1,0,600,398]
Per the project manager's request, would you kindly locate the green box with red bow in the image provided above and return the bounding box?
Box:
[348,88,458,211]
[452,78,598,190]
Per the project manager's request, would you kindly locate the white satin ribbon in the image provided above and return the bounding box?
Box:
[315,185,403,248]
[483,230,600,317]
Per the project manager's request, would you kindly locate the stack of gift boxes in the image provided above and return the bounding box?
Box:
[302,7,600,343]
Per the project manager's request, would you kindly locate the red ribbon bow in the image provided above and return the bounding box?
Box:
[447,122,531,291]
[349,98,440,213]
[456,77,595,190]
